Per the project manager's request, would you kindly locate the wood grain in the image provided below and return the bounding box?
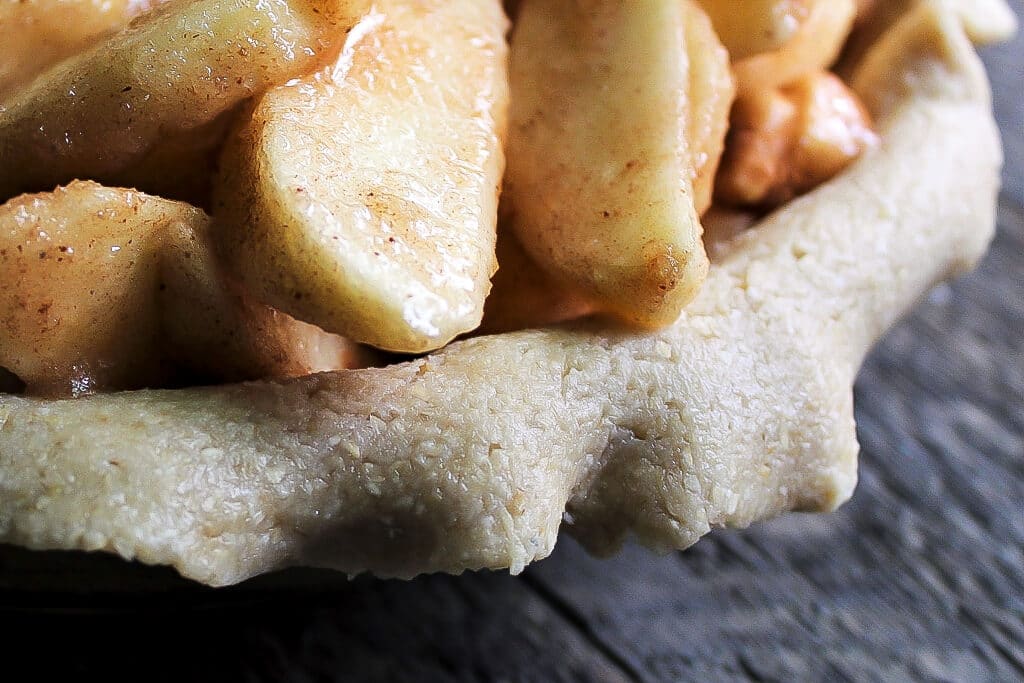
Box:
[1,5,1022,682]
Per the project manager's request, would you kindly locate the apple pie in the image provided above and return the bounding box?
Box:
[0,0,1015,585]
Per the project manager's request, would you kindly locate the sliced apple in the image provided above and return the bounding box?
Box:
[0,0,368,201]
[683,1,736,214]
[504,0,731,328]
[0,182,191,395]
[695,0,818,61]
[213,0,509,353]
[0,0,167,99]
[159,224,375,383]
[0,181,368,397]
[480,217,597,335]
[729,0,856,94]
[99,108,238,210]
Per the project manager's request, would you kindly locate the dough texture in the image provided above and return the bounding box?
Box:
[0,1,1013,586]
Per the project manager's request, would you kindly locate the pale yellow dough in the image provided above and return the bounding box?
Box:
[0,1,1013,586]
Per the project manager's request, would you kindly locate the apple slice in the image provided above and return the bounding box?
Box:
[0,0,368,201]
[159,224,376,383]
[728,0,856,94]
[213,0,509,353]
[0,181,367,397]
[480,219,597,335]
[504,0,730,328]
[0,0,168,98]
[0,182,193,395]
[695,0,815,61]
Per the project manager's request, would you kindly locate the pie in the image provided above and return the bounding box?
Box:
[0,0,1015,586]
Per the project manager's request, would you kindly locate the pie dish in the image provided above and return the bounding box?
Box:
[0,0,1016,586]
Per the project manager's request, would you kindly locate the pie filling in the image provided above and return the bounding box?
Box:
[0,0,884,399]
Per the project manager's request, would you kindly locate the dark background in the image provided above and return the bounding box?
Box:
[2,4,1022,681]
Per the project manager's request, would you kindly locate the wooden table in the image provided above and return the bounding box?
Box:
[2,6,1022,681]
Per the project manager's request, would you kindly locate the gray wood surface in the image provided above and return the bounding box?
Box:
[2,6,1022,682]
